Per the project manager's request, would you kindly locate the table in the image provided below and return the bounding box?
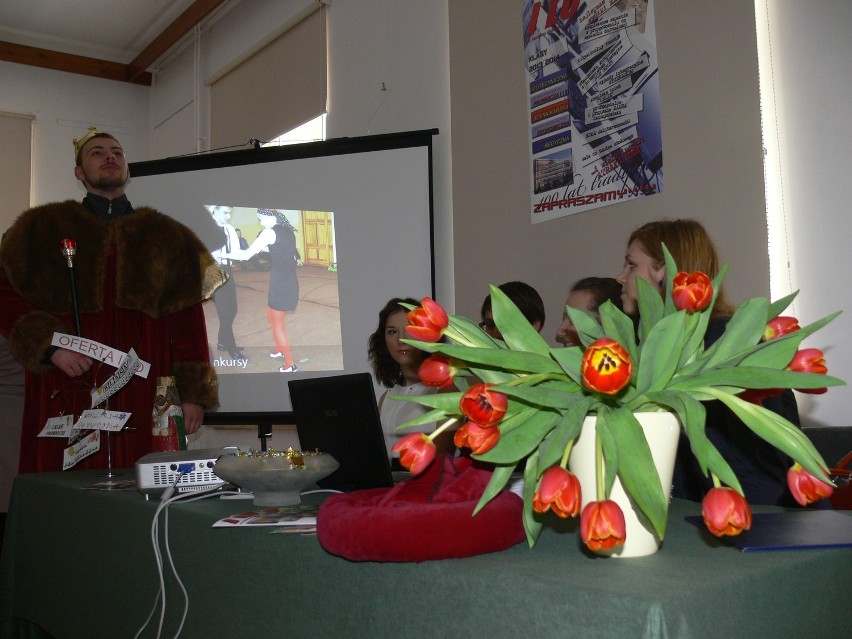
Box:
[1,470,850,638]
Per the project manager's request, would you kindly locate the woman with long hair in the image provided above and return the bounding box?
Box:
[368,297,451,462]
[616,218,802,506]
[235,209,300,372]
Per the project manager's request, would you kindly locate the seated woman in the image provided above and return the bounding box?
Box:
[555,276,623,347]
[616,218,802,506]
[368,298,453,465]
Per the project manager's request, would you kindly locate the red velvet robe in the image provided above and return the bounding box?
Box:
[0,201,222,473]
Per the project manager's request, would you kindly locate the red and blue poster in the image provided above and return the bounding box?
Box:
[524,0,663,223]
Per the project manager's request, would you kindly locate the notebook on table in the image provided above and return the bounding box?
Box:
[289,373,393,492]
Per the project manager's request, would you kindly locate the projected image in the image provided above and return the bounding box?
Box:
[204,205,341,375]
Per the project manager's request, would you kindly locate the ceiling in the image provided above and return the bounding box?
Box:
[0,0,232,85]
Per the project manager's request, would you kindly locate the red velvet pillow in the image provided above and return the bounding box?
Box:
[317,455,525,562]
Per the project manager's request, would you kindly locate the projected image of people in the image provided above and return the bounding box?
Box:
[206,205,244,360]
[204,206,341,375]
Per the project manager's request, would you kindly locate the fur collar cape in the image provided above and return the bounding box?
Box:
[0,200,224,318]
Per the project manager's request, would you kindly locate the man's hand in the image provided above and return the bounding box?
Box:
[51,349,94,377]
[181,403,204,434]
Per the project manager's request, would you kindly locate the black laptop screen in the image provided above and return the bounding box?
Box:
[289,373,393,491]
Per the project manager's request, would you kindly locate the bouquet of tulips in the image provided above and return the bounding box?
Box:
[391,247,842,553]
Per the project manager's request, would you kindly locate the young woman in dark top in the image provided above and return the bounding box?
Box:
[616,219,802,506]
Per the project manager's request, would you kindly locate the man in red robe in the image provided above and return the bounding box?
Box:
[0,127,224,472]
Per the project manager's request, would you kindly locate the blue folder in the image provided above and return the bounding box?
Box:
[685,510,852,551]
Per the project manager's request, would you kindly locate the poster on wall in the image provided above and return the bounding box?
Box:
[524,0,663,223]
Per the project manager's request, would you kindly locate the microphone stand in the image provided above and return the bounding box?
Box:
[62,239,118,478]
[60,239,82,336]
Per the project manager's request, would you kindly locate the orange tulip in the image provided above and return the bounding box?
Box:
[406,297,449,342]
[459,383,508,427]
[581,338,633,396]
[533,466,581,518]
[392,432,436,475]
[453,421,500,454]
[701,487,752,537]
[787,463,834,506]
[580,500,626,552]
[763,316,800,341]
[672,271,713,313]
[786,348,828,394]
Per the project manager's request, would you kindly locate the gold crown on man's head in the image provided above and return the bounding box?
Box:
[73,126,117,163]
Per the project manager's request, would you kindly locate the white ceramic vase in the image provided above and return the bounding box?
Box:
[568,412,680,558]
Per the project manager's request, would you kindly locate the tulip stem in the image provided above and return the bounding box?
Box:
[427,417,459,442]
[711,473,721,489]
[559,440,574,469]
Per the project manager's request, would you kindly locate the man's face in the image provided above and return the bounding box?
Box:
[208,205,232,226]
[74,136,129,195]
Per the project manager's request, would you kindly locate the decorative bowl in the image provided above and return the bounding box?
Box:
[213,449,339,506]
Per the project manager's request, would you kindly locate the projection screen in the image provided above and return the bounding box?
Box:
[128,130,436,414]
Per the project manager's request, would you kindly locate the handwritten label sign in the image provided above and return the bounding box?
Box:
[63,430,100,470]
[51,333,150,378]
[90,348,140,407]
[38,414,75,438]
[73,409,132,433]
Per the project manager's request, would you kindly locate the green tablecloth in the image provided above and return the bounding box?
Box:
[1,469,850,638]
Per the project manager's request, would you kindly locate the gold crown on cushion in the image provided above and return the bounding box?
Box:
[73,126,112,162]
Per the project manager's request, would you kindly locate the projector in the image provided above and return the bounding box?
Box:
[135,448,236,497]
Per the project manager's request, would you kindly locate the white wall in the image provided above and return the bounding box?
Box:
[757,0,852,427]
[0,62,148,205]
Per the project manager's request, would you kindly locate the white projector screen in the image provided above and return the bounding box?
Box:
[128,130,436,414]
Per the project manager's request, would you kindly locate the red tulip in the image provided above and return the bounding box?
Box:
[701,487,752,537]
[763,316,800,341]
[580,500,626,551]
[581,338,633,396]
[787,463,834,506]
[459,383,508,427]
[671,271,713,313]
[533,466,581,518]
[392,432,436,475]
[786,348,828,394]
[406,297,449,342]
[418,354,456,389]
[453,421,500,454]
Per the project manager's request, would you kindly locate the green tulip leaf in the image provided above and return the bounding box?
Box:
[635,311,688,394]
[473,462,515,516]
[767,291,798,319]
[476,408,560,464]
[605,408,669,540]
[600,301,639,361]
[522,450,543,546]
[490,285,551,355]
[637,277,664,343]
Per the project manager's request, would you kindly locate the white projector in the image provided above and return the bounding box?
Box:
[135,448,235,497]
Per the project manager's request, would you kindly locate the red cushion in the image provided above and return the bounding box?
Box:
[317,455,525,562]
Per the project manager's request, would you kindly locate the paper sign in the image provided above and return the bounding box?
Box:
[38,414,75,438]
[73,409,132,432]
[51,333,150,378]
[63,430,100,470]
[90,348,140,407]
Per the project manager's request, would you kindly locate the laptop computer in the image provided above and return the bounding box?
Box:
[289,373,394,491]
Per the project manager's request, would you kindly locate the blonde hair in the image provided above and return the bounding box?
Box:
[628,219,733,317]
